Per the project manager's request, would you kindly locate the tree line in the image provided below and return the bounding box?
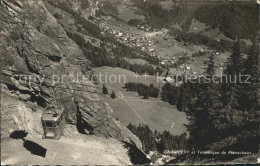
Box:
[127,123,188,154]
[124,82,160,99]
[66,31,163,75]
[132,0,258,41]
[170,28,252,54]
[160,81,200,112]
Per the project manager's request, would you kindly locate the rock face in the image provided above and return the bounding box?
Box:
[0,0,142,149]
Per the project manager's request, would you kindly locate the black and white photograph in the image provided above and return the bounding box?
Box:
[0,0,259,165]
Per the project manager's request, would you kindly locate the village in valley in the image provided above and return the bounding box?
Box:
[87,1,231,82]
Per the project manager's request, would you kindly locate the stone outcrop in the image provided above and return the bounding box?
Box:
[0,0,142,149]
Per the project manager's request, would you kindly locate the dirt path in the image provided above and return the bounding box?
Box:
[1,94,132,165]
[2,133,131,165]
[126,98,164,103]
[124,98,147,125]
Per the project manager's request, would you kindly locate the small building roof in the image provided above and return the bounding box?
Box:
[41,107,63,122]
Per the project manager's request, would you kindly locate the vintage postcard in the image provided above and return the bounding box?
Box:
[0,0,259,165]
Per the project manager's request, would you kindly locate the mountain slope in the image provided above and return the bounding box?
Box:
[0,0,142,156]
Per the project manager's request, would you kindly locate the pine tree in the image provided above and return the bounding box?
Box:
[177,83,190,112]
[111,90,116,99]
[187,53,222,149]
[103,84,108,94]
[243,42,259,111]
[222,39,243,109]
[143,89,149,99]
[176,88,186,112]
[217,39,259,153]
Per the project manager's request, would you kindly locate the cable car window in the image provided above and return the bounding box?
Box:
[56,118,61,126]
[52,113,59,117]
[45,121,53,127]
[42,122,45,127]
[54,120,59,127]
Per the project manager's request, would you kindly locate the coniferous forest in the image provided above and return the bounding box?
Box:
[127,123,188,154]
[128,40,259,162]
[124,82,160,99]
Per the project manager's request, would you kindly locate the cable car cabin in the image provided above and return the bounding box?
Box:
[41,107,66,140]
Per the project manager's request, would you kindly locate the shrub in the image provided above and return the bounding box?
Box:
[111,90,116,99]
[128,19,143,26]
[103,84,108,94]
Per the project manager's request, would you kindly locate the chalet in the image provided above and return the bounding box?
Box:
[149,48,155,52]
[186,66,191,70]
[166,77,174,83]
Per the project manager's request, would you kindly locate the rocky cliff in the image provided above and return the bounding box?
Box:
[0,0,142,149]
